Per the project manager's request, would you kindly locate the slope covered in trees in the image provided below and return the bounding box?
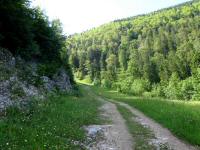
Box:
[67,0,200,100]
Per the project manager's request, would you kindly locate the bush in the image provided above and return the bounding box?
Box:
[130,79,150,96]
[164,73,182,99]
[111,82,121,91]
[180,77,194,100]
[142,91,153,98]
[192,68,200,100]
[151,84,165,97]
[37,63,60,78]
[93,78,101,86]
[119,77,133,94]
[101,79,112,88]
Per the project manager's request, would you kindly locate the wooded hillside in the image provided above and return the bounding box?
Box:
[67,0,200,100]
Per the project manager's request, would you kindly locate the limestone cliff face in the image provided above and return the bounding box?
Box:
[0,48,72,111]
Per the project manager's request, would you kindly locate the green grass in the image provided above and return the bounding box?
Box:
[75,77,93,86]
[92,86,200,147]
[0,86,101,150]
[116,104,156,150]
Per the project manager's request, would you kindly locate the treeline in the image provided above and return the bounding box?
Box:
[67,1,200,100]
[0,0,73,80]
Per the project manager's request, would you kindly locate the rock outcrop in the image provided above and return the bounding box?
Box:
[0,81,13,110]
[41,68,72,92]
[53,68,72,91]
[0,48,72,112]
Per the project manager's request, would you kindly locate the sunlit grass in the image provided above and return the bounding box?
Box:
[0,86,101,149]
[75,77,93,86]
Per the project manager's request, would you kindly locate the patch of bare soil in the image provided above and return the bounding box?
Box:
[84,98,133,150]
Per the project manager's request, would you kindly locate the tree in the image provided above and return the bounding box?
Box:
[127,49,142,78]
[106,54,117,81]
[0,0,34,56]
[67,0,200,97]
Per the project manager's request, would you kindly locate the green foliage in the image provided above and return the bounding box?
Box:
[67,1,200,100]
[151,84,165,97]
[106,54,117,81]
[192,68,200,100]
[118,77,133,94]
[0,1,73,80]
[180,77,194,100]
[101,79,112,88]
[37,63,60,78]
[93,78,101,86]
[164,73,181,99]
[131,79,150,96]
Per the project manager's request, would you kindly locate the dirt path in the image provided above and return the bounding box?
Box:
[113,100,198,150]
[84,86,198,150]
[86,99,133,150]
[84,86,133,150]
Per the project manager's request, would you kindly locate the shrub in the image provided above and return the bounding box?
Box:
[93,78,101,86]
[192,68,200,100]
[164,73,182,99]
[142,91,153,98]
[119,77,133,94]
[130,79,150,96]
[112,82,121,91]
[101,79,112,88]
[37,63,60,78]
[180,77,194,100]
[151,84,165,97]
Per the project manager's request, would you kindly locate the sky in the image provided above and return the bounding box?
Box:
[31,0,191,35]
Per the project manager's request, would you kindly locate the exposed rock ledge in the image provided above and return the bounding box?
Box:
[0,48,72,112]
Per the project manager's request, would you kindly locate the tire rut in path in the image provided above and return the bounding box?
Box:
[85,95,133,150]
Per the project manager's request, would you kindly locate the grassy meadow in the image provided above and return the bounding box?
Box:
[0,86,101,150]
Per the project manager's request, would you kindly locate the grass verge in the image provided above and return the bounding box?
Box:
[0,85,101,150]
[92,86,200,147]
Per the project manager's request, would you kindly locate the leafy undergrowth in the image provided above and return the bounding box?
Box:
[0,86,101,150]
[92,86,200,147]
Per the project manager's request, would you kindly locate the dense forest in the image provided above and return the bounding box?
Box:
[0,0,73,80]
[67,0,200,100]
